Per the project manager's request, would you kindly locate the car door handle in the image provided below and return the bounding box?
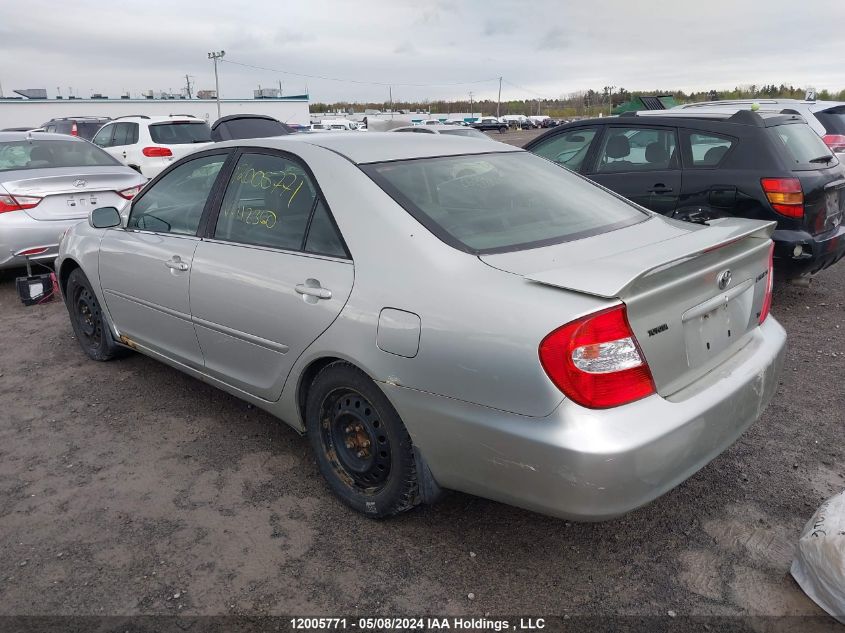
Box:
[295,282,332,300]
[648,184,673,194]
[164,257,189,271]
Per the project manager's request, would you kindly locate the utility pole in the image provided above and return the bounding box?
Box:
[207,50,225,118]
[278,79,283,97]
[496,76,502,118]
[469,91,474,118]
[605,85,616,116]
[184,74,193,99]
[389,85,393,111]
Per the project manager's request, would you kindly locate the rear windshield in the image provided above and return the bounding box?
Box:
[149,122,212,144]
[815,106,845,135]
[0,139,121,172]
[768,123,837,169]
[363,152,648,254]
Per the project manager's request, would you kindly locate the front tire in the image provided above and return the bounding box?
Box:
[305,361,420,518]
[65,268,124,361]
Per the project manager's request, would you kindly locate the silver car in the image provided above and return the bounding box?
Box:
[0,132,145,270]
[55,133,786,520]
[391,124,489,139]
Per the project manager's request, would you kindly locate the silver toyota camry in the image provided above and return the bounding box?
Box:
[55,133,786,520]
[0,132,145,270]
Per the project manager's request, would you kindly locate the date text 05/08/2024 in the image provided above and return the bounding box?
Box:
[289,617,547,630]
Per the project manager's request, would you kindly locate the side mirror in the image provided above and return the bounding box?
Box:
[90,206,121,229]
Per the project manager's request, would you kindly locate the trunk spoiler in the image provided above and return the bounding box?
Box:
[525,218,777,299]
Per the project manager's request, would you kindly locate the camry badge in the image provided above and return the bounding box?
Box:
[717,269,732,290]
[73,179,87,188]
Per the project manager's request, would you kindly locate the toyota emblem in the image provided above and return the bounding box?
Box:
[73,179,87,188]
[717,269,732,290]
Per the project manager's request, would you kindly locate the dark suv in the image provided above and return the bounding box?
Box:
[525,110,845,278]
[41,116,112,140]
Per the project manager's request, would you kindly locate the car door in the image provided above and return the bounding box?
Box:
[189,149,354,401]
[674,128,739,221]
[527,126,600,173]
[98,151,231,368]
[586,125,682,216]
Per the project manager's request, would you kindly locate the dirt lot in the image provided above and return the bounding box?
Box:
[1,130,844,630]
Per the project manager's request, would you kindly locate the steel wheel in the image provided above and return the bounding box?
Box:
[319,388,391,491]
[74,285,103,349]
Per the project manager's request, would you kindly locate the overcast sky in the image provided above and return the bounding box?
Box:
[1,0,843,103]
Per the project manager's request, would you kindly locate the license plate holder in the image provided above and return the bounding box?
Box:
[682,280,755,368]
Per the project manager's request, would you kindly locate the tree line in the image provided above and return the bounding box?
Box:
[311,84,845,118]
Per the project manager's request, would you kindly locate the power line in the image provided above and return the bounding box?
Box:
[220,58,499,88]
[501,79,546,98]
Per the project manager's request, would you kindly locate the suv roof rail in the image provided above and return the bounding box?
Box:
[53,116,111,121]
[113,115,151,120]
[168,114,198,118]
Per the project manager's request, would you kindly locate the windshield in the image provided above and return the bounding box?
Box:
[363,152,648,254]
[149,122,212,144]
[768,123,837,169]
[440,128,488,139]
[0,139,121,172]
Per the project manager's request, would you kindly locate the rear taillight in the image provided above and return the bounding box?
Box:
[539,304,656,409]
[0,194,42,215]
[759,242,775,324]
[761,178,804,219]
[117,185,142,200]
[822,134,845,154]
[70,122,78,136]
[142,146,173,157]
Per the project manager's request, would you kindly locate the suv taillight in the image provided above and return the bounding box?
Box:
[822,134,845,154]
[759,242,775,324]
[0,194,42,215]
[142,146,173,157]
[761,178,804,219]
[70,122,78,136]
[539,304,656,409]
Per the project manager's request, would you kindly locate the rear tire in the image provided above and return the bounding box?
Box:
[305,361,420,518]
[65,268,125,361]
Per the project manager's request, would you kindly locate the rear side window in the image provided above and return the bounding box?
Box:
[768,123,836,168]
[75,121,109,140]
[112,122,139,146]
[363,151,648,254]
[531,127,597,171]
[214,152,318,251]
[149,122,212,144]
[596,127,677,173]
[685,131,736,167]
[0,140,120,172]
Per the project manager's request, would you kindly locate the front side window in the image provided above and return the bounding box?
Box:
[214,153,318,251]
[92,125,114,147]
[363,151,648,253]
[127,153,226,235]
[0,140,121,172]
[531,127,597,171]
[596,127,677,173]
[686,131,735,167]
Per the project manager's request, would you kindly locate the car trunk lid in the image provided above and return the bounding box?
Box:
[2,167,142,220]
[481,217,776,397]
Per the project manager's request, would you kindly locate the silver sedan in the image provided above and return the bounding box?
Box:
[0,132,145,270]
[55,133,786,520]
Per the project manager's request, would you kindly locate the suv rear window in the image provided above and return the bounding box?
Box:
[768,123,837,169]
[815,106,845,135]
[149,122,212,144]
[363,152,648,254]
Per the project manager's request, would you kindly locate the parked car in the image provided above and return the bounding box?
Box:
[471,117,508,133]
[57,132,784,521]
[210,114,291,142]
[525,110,845,278]
[541,118,559,128]
[391,124,489,139]
[42,117,112,141]
[0,132,144,270]
[670,99,845,161]
[92,115,213,179]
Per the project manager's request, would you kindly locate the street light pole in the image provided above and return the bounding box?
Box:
[207,50,225,119]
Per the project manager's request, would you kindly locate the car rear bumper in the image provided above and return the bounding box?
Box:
[384,317,786,521]
[773,225,845,277]
[0,212,80,270]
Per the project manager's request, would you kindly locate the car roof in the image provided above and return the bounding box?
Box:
[0,131,88,142]
[675,99,845,113]
[564,110,805,129]
[217,131,519,164]
[107,115,203,123]
[392,125,464,133]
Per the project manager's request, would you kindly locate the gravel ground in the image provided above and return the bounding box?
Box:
[0,129,843,630]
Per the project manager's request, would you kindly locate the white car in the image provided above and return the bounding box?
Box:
[92,115,213,178]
